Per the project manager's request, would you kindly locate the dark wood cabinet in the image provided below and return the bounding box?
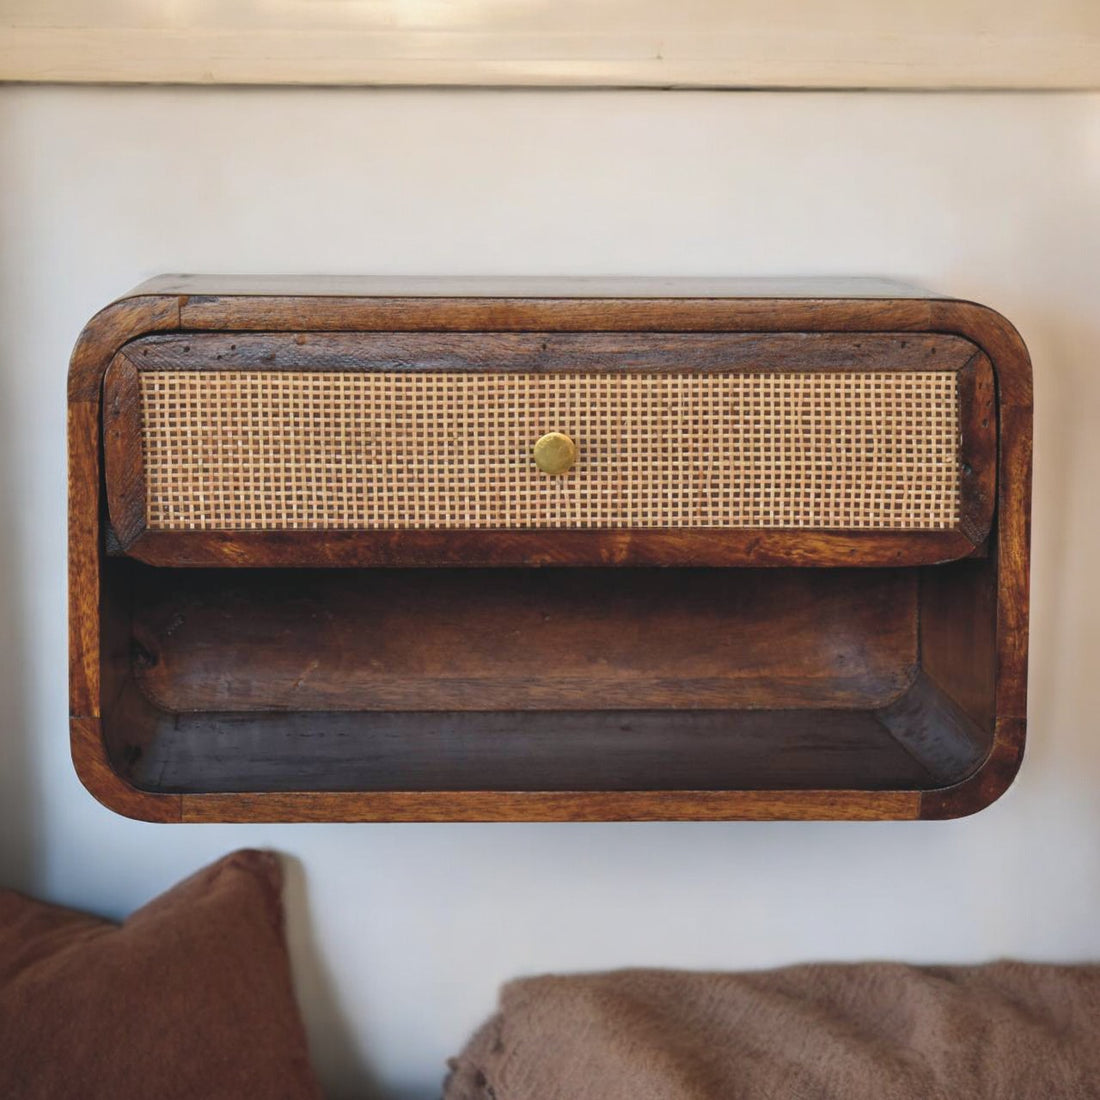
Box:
[69,277,1032,822]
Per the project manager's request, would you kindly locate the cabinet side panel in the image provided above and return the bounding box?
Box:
[68,400,101,717]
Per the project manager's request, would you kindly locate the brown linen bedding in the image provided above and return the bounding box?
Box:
[445,962,1100,1099]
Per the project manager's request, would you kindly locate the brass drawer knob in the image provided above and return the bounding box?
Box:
[533,432,577,475]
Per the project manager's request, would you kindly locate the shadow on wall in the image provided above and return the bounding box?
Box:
[0,443,36,890]
[1020,302,1100,787]
[281,855,391,1100]
[0,104,41,892]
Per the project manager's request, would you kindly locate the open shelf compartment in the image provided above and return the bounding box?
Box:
[103,560,994,801]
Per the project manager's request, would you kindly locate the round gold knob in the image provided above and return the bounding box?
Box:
[533,432,577,475]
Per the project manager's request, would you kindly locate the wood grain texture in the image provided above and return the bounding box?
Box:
[916,300,1031,819]
[128,707,935,795]
[101,353,146,548]
[69,717,181,823]
[68,295,179,402]
[69,295,179,721]
[119,527,984,570]
[177,295,939,336]
[179,789,921,824]
[122,330,980,374]
[875,671,987,785]
[68,401,101,718]
[994,404,1033,720]
[131,567,918,713]
[69,298,178,718]
[956,352,997,545]
[97,555,136,731]
[919,718,1026,820]
[919,559,997,737]
[928,300,1034,410]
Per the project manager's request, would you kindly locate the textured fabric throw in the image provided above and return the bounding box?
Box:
[0,849,322,1100]
[445,962,1100,1100]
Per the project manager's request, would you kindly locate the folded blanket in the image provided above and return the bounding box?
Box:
[445,962,1100,1099]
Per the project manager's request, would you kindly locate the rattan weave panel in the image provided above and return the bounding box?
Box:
[139,370,960,531]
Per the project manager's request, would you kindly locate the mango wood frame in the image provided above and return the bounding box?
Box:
[68,277,1032,822]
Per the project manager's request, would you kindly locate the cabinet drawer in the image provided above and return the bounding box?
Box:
[104,331,994,567]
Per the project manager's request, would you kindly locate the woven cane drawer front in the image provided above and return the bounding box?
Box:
[134,368,961,533]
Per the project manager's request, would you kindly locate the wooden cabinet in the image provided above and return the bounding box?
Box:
[69,277,1032,822]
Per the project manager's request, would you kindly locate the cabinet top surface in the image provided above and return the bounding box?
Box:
[128,275,936,300]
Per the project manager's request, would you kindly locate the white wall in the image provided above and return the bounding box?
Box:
[1,87,1098,1099]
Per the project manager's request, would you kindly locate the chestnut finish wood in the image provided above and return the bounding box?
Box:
[127,702,936,795]
[875,672,987,785]
[119,528,985,570]
[68,402,102,719]
[70,717,181,823]
[101,355,146,548]
[179,789,921,824]
[101,327,995,566]
[955,353,997,546]
[119,330,980,373]
[68,277,1032,822]
[130,567,919,713]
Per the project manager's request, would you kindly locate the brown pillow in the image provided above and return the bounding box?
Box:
[0,849,322,1100]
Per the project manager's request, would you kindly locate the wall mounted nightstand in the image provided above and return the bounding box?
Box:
[68,277,1031,822]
